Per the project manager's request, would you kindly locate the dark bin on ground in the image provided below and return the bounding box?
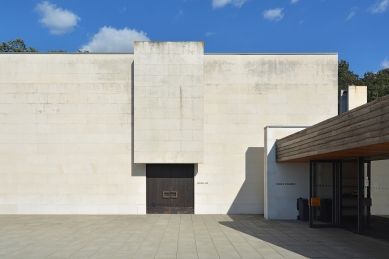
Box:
[297,198,309,221]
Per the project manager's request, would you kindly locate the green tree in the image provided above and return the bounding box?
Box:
[0,38,38,52]
[361,69,389,102]
[338,59,389,104]
[338,59,360,93]
[338,60,361,113]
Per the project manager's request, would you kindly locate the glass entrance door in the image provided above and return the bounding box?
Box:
[310,161,341,228]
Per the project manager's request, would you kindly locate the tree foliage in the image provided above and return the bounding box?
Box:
[338,60,389,103]
[0,38,38,52]
[361,69,389,102]
[338,60,360,92]
[0,38,67,53]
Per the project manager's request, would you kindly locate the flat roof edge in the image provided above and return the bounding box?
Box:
[265,126,310,129]
[205,53,338,55]
[0,52,135,54]
[0,52,338,55]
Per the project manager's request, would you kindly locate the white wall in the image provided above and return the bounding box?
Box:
[264,127,309,220]
[371,160,389,215]
[196,54,338,214]
[0,54,147,214]
[0,51,338,215]
[348,85,367,111]
[134,42,204,163]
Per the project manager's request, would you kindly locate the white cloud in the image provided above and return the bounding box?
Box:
[346,7,358,20]
[35,1,80,35]
[212,0,248,9]
[81,26,150,52]
[368,0,389,14]
[205,31,215,37]
[263,8,284,21]
[382,57,389,69]
[346,12,355,20]
[291,0,299,4]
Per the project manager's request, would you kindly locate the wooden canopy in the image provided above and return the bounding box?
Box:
[276,94,389,162]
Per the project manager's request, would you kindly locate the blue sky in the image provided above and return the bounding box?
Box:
[1,0,388,76]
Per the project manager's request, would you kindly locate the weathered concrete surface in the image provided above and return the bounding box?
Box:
[0,54,147,214]
[134,42,204,163]
[0,49,338,215]
[340,85,367,114]
[348,85,367,111]
[196,54,338,214]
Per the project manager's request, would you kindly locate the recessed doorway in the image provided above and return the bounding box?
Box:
[146,164,194,214]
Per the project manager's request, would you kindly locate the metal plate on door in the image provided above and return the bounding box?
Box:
[171,191,178,199]
[163,191,170,199]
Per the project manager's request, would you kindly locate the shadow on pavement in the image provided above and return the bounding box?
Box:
[218,215,389,259]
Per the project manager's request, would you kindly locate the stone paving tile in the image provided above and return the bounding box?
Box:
[1,215,389,258]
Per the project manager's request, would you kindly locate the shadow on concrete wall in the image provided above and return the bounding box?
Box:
[265,140,309,220]
[130,61,145,177]
[227,147,264,214]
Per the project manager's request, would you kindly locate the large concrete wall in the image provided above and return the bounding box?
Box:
[195,54,338,214]
[0,54,147,214]
[134,42,204,163]
[0,51,338,215]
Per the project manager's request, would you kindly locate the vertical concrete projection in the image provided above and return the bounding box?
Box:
[134,42,204,163]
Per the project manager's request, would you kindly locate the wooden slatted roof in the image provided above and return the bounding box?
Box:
[276,94,389,162]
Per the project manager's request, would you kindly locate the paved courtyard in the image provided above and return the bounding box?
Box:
[0,215,388,259]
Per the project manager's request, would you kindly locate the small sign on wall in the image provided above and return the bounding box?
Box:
[310,197,320,207]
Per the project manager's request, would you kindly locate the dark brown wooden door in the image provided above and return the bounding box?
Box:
[146,164,170,210]
[170,164,194,213]
[146,164,194,214]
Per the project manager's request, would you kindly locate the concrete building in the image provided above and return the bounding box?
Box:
[275,86,389,239]
[0,41,339,216]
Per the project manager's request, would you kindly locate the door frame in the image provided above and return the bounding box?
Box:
[309,160,342,228]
